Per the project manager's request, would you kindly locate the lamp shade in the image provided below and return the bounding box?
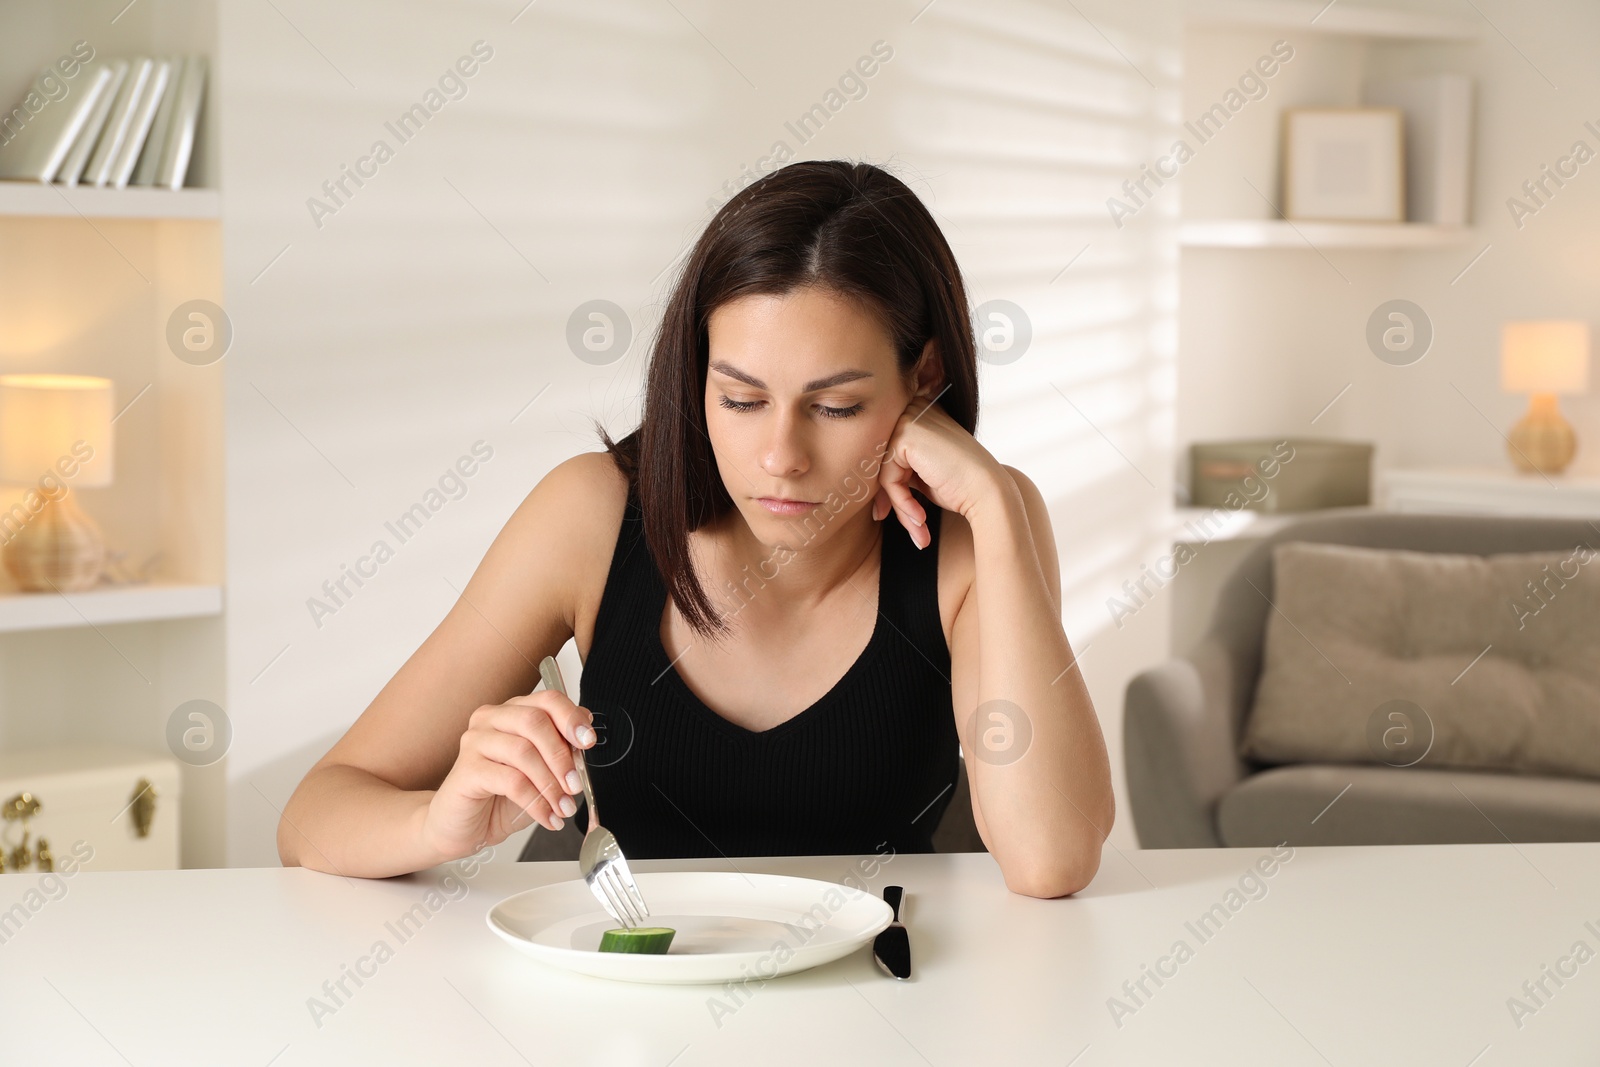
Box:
[1500,321,1591,395]
[0,374,115,488]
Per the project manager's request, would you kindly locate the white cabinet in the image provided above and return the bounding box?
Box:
[0,748,181,873]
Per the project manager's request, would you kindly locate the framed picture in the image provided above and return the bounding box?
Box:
[1281,107,1405,222]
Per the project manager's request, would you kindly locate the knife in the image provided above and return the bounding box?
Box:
[872,885,911,980]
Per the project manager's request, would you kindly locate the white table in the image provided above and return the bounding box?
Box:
[2,845,1595,1065]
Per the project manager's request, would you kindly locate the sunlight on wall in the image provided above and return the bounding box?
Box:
[888,1,1182,850]
[889,1,1180,634]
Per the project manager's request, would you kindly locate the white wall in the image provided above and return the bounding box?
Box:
[217,0,1183,865]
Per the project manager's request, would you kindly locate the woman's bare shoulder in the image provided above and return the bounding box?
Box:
[449,449,627,648]
[539,449,631,520]
[534,451,634,651]
[554,450,633,560]
[500,450,631,633]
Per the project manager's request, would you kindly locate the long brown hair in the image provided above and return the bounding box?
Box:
[598,159,979,642]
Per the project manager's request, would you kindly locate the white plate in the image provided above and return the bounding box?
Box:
[486,871,893,985]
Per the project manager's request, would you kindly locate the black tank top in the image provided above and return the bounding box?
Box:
[575,487,960,859]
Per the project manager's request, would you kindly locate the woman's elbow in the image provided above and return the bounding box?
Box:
[275,806,303,868]
[1004,843,1103,898]
[275,779,319,868]
[1002,810,1112,898]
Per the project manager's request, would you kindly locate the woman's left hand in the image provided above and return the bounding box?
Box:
[869,388,1012,548]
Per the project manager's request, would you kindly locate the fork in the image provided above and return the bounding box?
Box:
[537,656,651,929]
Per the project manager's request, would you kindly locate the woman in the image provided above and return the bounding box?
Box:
[278,160,1113,898]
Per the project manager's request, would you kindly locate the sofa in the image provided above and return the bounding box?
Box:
[1125,508,1600,848]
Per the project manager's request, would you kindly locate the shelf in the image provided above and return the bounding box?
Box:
[0,182,220,220]
[1171,506,1309,544]
[1181,220,1475,249]
[0,582,223,634]
[1184,0,1480,40]
[1380,467,1600,517]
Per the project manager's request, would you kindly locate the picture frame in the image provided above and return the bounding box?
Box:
[1281,107,1405,222]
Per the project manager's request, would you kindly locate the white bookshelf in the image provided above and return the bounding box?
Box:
[0,182,220,220]
[1184,0,1480,40]
[0,1,225,870]
[1178,2,1479,248]
[0,582,222,634]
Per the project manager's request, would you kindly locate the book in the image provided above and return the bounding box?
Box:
[156,56,207,190]
[1362,75,1474,225]
[85,56,152,187]
[108,58,171,188]
[0,62,117,182]
[58,60,129,187]
[131,57,183,187]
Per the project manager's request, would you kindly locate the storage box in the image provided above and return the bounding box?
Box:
[1189,439,1373,513]
[0,748,180,873]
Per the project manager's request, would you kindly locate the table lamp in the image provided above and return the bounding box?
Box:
[1500,320,1590,476]
[0,374,116,592]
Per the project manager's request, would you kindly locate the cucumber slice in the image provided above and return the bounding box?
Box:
[598,926,676,954]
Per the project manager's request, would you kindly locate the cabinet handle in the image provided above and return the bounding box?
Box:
[129,777,157,839]
[2,792,40,821]
[3,792,41,871]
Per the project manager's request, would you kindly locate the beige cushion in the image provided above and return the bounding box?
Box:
[1240,541,1600,777]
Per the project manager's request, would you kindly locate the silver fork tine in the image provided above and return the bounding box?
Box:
[597,874,630,928]
[583,865,621,925]
[597,869,635,929]
[607,867,644,927]
[618,869,651,920]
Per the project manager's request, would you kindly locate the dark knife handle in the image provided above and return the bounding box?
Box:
[883,885,903,920]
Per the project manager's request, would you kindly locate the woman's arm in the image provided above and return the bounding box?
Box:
[276,451,627,878]
[948,464,1115,898]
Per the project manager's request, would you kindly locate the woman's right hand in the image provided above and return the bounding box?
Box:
[421,691,597,861]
